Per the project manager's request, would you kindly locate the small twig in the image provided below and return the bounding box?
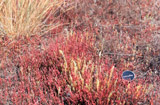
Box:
[103,52,136,56]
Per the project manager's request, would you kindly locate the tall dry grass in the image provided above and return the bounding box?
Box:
[0,0,62,39]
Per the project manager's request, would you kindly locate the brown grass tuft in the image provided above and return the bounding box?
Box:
[0,0,63,39]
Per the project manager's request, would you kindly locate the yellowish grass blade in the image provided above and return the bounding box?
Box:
[107,66,115,88]
[59,50,68,72]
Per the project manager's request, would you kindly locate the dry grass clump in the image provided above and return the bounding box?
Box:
[0,0,62,39]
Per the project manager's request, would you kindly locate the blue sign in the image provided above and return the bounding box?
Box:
[122,71,135,81]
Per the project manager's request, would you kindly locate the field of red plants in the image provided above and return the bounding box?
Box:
[0,0,160,105]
